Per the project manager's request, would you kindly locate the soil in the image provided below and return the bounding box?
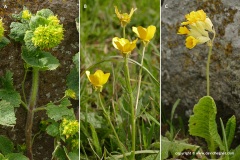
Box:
[0,0,79,159]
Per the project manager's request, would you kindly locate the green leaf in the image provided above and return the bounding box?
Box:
[142,152,160,160]
[67,68,79,99]
[36,9,54,18]
[54,146,67,160]
[72,52,79,72]
[225,115,236,150]
[46,122,59,137]
[68,152,79,160]
[21,46,60,70]
[5,153,28,160]
[189,96,224,151]
[89,123,102,157]
[80,112,105,128]
[46,98,75,121]
[0,135,14,155]
[0,100,16,126]
[9,22,29,42]
[24,31,37,51]
[0,37,10,49]
[161,136,200,159]
[29,15,48,30]
[0,70,21,107]
[230,145,240,160]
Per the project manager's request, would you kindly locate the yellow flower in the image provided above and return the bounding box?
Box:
[112,37,138,55]
[178,10,215,49]
[0,19,4,40]
[181,10,206,25]
[22,10,31,20]
[185,36,199,49]
[114,6,137,27]
[132,25,156,45]
[177,26,190,35]
[64,89,76,100]
[86,70,110,92]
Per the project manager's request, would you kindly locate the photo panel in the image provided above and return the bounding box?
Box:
[0,0,79,159]
[80,0,160,159]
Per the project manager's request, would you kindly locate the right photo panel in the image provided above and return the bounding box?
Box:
[161,0,240,159]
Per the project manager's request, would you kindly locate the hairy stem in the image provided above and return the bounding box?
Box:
[206,45,212,96]
[25,67,39,160]
[124,56,135,160]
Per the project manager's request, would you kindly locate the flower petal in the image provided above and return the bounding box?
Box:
[146,25,156,40]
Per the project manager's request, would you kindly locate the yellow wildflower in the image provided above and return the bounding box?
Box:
[0,19,4,40]
[112,37,138,55]
[22,10,31,20]
[114,6,137,27]
[177,26,190,35]
[185,36,199,49]
[64,89,77,100]
[86,70,110,92]
[132,25,156,45]
[181,10,206,25]
[178,10,215,49]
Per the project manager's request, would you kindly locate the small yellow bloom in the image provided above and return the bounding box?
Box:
[64,89,76,100]
[181,10,206,25]
[22,10,31,20]
[186,36,199,49]
[177,26,190,35]
[112,37,138,55]
[114,6,137,27]
[0,19,4,40]
[132,25,156,45]
[86,70,110,92]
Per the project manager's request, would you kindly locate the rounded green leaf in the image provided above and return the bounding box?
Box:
[21,46,60,70]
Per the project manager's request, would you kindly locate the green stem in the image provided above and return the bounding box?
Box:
[123,26,125,38]
[206,45,213,96]
[123,56,135,160]
[25,67,39,160]
[135,46,146,111]
[98,93,127,160]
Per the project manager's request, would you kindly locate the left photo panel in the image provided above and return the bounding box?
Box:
[0,1,79,160]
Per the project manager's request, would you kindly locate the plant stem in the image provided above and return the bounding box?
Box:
[123,26,125,38]
[135,46,146,111]
[123,56,135,160]
[206,45,213,96]
[98,93,127,160]
[25,67,39,160]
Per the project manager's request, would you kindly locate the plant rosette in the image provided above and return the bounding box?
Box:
[9,8,64,71]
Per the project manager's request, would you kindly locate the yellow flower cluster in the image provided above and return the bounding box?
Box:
[178,10,215,49]
[32,14,64,49]
[0,19,4,40]
[22,10,31,20]
[61,118,79,139]
[32,24,64,49]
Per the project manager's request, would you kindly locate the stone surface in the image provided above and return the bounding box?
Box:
[0,0,78,159]
[161,0,240,121]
